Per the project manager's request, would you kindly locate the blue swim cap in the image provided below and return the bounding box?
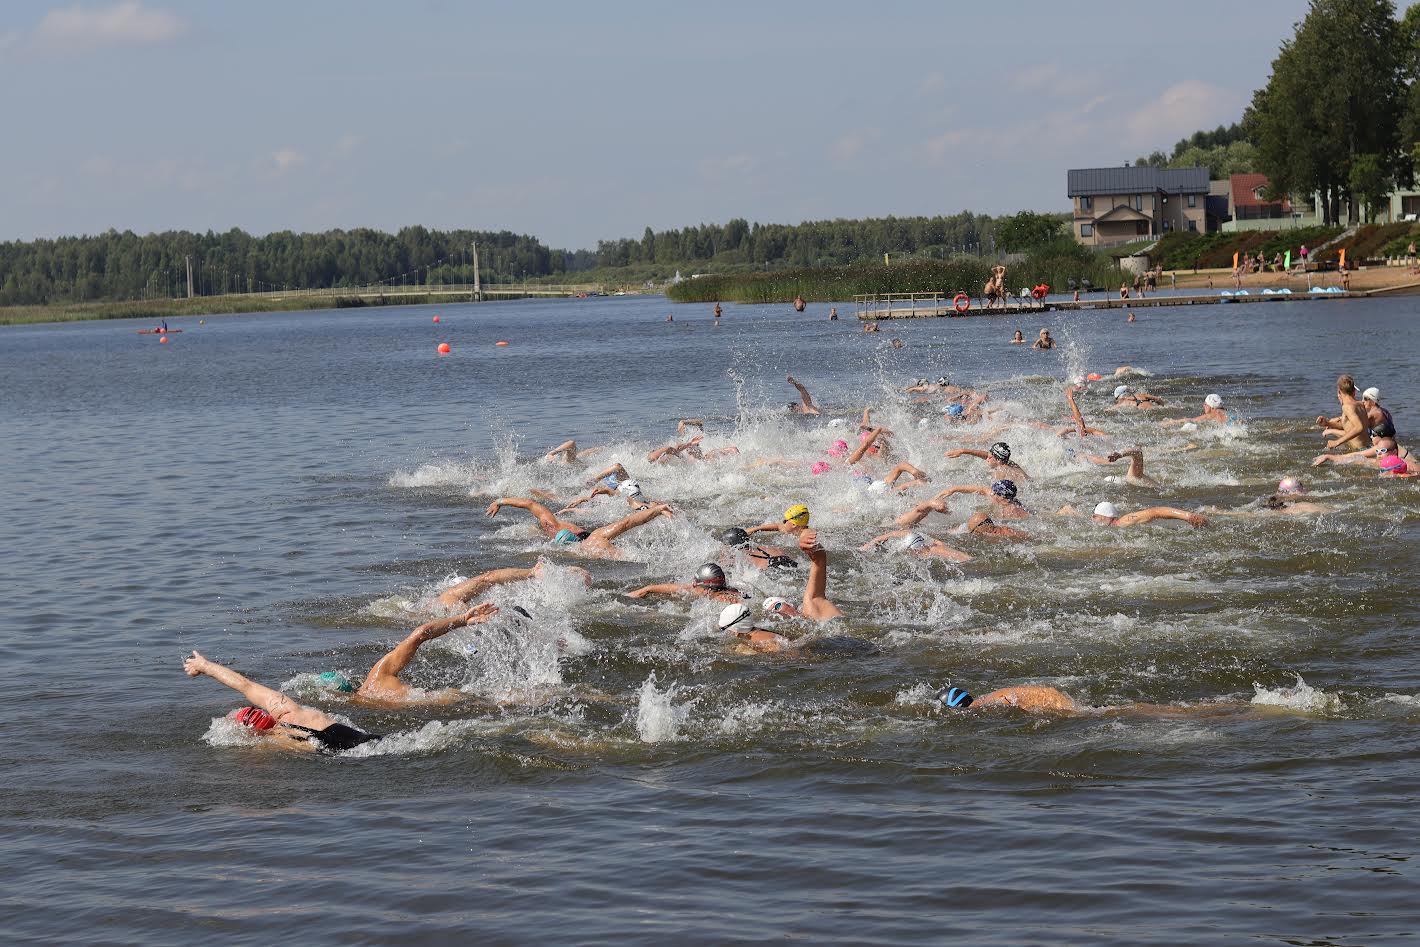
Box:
[602,476,620,489]
[316,671,355,693]
[947,404,965,417]
[936,686,974,708]
[553,528,581,545]
[991,479,1018,501]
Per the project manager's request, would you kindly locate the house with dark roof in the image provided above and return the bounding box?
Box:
[1229,173,1290,222]
[1067,166,1215,247]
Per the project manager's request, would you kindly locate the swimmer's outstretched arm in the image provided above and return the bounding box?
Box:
[586,463,631,485]
[1114,507,1208,528]
[1107,448,1148,481]
[881,462,929,488]
[786,375,819,414]
[944,448,989,461]
[847,427,886,465]
[861,529,911,550]
[798,529,844,621]
[486,497,565,534]
[437,566,540,608]
[933,484,990,500]
[1064,385,1090,437]
[589,502,673,543]
[894,498,949,528]
[558,486,616,513]
[746,521,789,535]
[363,604,499,695]
[676,419,704,434]
[183,651,335,731]
[627,582,687,599]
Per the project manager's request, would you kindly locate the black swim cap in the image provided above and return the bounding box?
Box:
[511,605,532,619]
[694,563,727,589]
[989,442,1011,463]
[935,686,974,708]
[719,527,751,548]
[991,479,1018,501]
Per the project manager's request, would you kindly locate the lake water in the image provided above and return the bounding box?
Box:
[2,294,1418,944]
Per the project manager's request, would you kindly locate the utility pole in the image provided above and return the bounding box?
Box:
[185,255,194,298]
[471,241,481,302]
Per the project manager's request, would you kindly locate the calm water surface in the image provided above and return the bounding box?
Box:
[2,295,1418,944]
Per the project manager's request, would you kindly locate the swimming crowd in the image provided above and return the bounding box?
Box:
[184,342,1410,753]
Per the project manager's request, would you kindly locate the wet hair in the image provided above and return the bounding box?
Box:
[1263,495,1288,510]
[1337,374,1356,396]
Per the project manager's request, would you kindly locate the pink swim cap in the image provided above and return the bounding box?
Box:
[859,430,873,442]
[810,461,831,475]
[233,706,276,731]
[826,439,848,457]
[1380,455,1407,474]
[1277,477,1304,494]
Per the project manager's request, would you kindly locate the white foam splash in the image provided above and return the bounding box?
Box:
[1250,675,1342,714]
[632,672,696,742]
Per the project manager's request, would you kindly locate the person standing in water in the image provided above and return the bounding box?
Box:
[1316,375,1370,452]
[1011,329,1025,344]
[1032,328,1055,349]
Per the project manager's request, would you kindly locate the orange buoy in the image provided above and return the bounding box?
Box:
[494,341,509,346]
[159,336,169,343]
[432,315,441,323]
[1087,372,1103,381]
[437,343,451,354]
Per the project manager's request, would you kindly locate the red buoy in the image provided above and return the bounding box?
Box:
[159,336,169,343]
[437,343,451,354]
[494,341,509,347]
[432,315,441,323]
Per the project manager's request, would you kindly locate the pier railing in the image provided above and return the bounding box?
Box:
[854,292,962,319]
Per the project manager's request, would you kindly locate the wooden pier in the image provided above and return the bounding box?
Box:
[853,289,1374,319]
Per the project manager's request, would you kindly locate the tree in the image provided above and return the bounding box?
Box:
[996,211,1064,252]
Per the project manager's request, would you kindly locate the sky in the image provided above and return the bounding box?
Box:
[0,0,1311,250]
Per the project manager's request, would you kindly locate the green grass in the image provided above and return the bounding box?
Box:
[1154,226,1342,270]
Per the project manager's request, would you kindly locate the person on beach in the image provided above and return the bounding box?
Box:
[1315,375,1370,452]
[1032,328,1055,349]
[944,442,1030,480]
[1161,393,1228,427]
[1011,329,1025,344]
[786,375,821,415]
[485,496,673,559]
[629,563,748,604]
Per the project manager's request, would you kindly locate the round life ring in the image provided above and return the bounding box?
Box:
[1031,286,1047,301]
[953,293,970,314]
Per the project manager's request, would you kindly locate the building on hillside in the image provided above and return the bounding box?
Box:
[1067,166,1214,247]
[1229,173,1289,222]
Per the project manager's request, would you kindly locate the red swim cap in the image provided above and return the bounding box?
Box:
[233,706,276,731]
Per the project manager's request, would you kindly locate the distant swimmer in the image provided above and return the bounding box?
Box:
[718,526,799,571]
[485,496,673,559]
[1127,311,1136,323]
[543,439,603,465]
[629,563,748,604]
[933,479,1029,520]
[560,478,655,513]
[1210,478,1334,517]
[829,307,839,320]
[713,303,722,318]
[748,503,812,539]
[863,321,881,333]
[1080,447,1160,488]
[786,375,822,415]
[1032,328,1056,350]
[184,650,382,752]
[961,511,1031,540]
[944,441,1030,481]
[935,684,1077,713]
[1059,379,1107,438]
[1312,436,1414,470]
[1315,375,1369,451]
[438,560,591,608]
[860,529,972,562]
[1106,385,1165,411]
[1161,393,1229,427]
[1011,329,1026,344]
[1069,500,1208,529]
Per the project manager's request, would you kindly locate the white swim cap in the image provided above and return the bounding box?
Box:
[718,603,751,630]
[899,532,931,552]
[828,418,847,427]
[617,480,643,497]
[1093,501,1119,519]
[1113,385,1130,399]
[867,480,888,492]
[1072,375,1087,386]
[1277,477,1304,494]
[1204,393,1223,409]
[1362,387,1380,402]
[762,596,792,615]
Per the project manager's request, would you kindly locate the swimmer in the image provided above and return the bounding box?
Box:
[944,442,1030,481]
[486,496,673,559]
[860,529,972,562]
[934,684,1077,713]
[629,563,747,604]
[1360,387,1397,444]
[1011,329,1025,344]
[1161,393,1228,427]
[713,302,722,318]
[1127,311,1136,323]
[1315,375,1368,451]
[829,307,838,320]
[796,529,844,621]
[863,321,881,333]
[748,503,812,538]
[1312,436,1414,469]
[1106,385,1165,411]
[1058,380,1107,438]
[715,602,800,654]
[1210,478,1334,516]
[543,439,601,466]
[961,511,1031,541]
[560,478,654,513]
[437,560,591,608]
[718,526,799,571]
[185,648,390,752]
[1032,328,1055,350]
[1069,500,1208,528]
[676,418,705,435]
[1379,454,1416,478]
[786,375,821,415]
[932,479,1029,520]
[586,462,632,486]
[1080,447,1160,488]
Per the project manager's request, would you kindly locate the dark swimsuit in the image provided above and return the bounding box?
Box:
[1370,406,1396,440]
[282,722,379,753]
[574,530,592,541]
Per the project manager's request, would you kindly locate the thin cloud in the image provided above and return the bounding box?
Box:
[919,72,945,95]
[332,134,362,159]
[830,128,880,164]
[1009,62,1102,97]
[1125,80,1239,149]
[33,2,186,53]
[697,153,756,179]
[272,148,306,173]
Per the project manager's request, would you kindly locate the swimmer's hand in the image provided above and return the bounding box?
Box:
[461,603,500,626]
[485,501,501,518]
[1315,415,1328,427]
[1185,513,1209,528]
[183,650,208,677]
[798,529,824,554]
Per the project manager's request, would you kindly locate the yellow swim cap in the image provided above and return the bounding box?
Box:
[784,503,810,526]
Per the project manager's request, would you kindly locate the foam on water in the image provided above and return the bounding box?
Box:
[1250,675,1342,714]
[632,672,696,742]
